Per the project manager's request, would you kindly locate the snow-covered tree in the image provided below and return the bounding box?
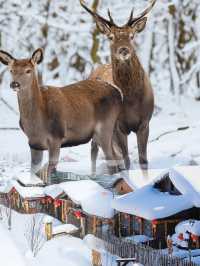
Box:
[0,0,199,102]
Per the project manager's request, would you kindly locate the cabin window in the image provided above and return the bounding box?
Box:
[120,213,130,237]
[29,201,37,209]
[133,216,141,235]
[143,220,153,238]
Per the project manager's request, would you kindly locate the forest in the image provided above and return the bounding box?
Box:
[0,0,200,102]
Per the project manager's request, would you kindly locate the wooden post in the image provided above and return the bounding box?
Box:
[81,217,85,237]
[93,216,97,235]
[167,235,173,255]
[45,221,52,241]
[24,200,29,213]
[92,250,102,266]
[118,213,121,238]
[61,200,66,222]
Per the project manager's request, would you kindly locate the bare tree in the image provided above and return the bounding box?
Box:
[24,214,46,257]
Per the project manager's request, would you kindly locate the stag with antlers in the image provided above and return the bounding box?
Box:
[81,0,156,171]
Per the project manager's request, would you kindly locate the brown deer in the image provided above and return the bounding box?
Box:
[80,0,156,171]
[0,49,123,183]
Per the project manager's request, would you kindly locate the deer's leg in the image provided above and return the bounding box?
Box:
[114,130,130,170]
[137,123,149,170]
[98,129,119,175]
[91,140,99,176]
[39,142,61,185]
[47,142,61,185]
[30,148,43,178]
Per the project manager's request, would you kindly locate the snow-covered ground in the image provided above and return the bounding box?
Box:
[0,208,92,266]
[1,92,200,179]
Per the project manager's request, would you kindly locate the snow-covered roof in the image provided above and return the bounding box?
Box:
[112,166,200,220]
[16,172,43,186]
[112,186,192,220]
[122,169,168,190]
[11,181,44,199]
[60,180,114,219]
[0,182,14,194]
[44,185,64,199]
[52,224,79,235]
[169,166,200,207]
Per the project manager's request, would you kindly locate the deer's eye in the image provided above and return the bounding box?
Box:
[130,34,134,40]
[26,69,32,74]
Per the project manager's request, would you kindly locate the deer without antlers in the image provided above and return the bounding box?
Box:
[0,49,123,183]
[81,0,156,171]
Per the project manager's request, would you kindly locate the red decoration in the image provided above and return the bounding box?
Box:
[152,220,158,225]
[54,199,62,208]
[11,187,16,193]
[74,210,83,219]
[178,233,184,241]
[191,234,199,242]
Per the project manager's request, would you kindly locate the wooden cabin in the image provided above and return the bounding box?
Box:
[57,180,115,237]
[1,181,45,214]
[112,167,200,248]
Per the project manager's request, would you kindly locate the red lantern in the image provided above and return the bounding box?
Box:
[74,210,82,219]
[178,233,184,241]
[191,234,199,242]
[11,187,16,193]
[54,199,62,208]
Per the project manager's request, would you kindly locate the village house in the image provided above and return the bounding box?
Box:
[112,166,200,248]
[54,180,115,237]
[0,180,44,214]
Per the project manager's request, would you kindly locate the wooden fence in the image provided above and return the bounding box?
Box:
[96,232,200,266]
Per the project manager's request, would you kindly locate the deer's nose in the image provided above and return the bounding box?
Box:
[118,47,130,57]
[10,81,20,90]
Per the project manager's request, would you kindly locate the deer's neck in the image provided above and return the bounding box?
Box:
[17,76,42,129]
[112,52,144,96]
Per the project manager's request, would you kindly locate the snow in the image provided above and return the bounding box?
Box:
[125,235,153,244]
[16,172,43,186]
[170,167,200,208]
[112,186,193,220]
[0,209,92,266]
[175,220,200,236]
[44,185,64,199]
[60,180,114,218]
[0,223,26,266]
[11,180,44,199]
[52,224,79,235]
[121,168,168,190]
[33,236,92,266]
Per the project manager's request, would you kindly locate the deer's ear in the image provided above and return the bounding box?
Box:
[0,50,15,65]
[133,17,147,33]
[95,19,111,36]
[31,48,44,65]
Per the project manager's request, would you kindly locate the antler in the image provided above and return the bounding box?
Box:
[126,0,157,27]
[107,9,115,25]
[80,0,116,27]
